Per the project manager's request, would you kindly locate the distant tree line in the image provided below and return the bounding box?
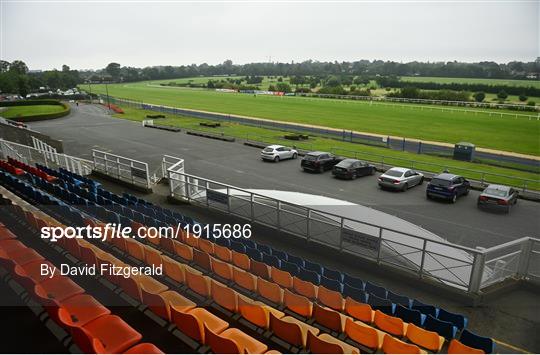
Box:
[375,76,540,97]
[96,59,539,83]
[0,60,81,97]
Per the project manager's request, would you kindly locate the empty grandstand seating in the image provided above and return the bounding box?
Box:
[0,158,497,354]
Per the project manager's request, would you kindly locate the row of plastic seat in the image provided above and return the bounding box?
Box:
[30,167,489,353]
[159,224,494,354]
[0,160,25,176]
[36,164,100,190]
[0,214,162,354]
[7,157,56,182]
[5,163,494,354]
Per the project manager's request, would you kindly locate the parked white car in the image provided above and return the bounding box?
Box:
[261,145,298,162]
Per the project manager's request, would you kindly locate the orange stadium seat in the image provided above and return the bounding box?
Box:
[374,310,408,337]
[344,317,385,351]
[448,339,486,354]
[382,333,426,354]
[211,280,238,313]
[257,277,284,305]
[162,255,185,283]
[141,286,195,321]
[284,289,313,318]
[171,306,229,344]
[57,294,111,327]
[174,241,194,261]
[271,267,293,289]
[125,238,146,261]
[214,244,233,262]
[212,257,234,281]
[313,303,347,333]
[185,267,211,297]
[71,314,142,354]
[144,246,163,267]
[232,250,251,270]
[345,297,375,323]
[307,330,360,354]
[251,259,271,279]
[293,276,318,300]
[317,285,345,311]
[198,238,215,255]
[204,325,268,354]
[406,322,445,352]
[238,294,284,329]
[193,248,212,270]
[269,313,320,349]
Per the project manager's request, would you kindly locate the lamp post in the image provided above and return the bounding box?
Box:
[103,77,111,112]
[87,80,92,103]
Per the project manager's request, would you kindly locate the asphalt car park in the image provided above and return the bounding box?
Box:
[28,104,540,249]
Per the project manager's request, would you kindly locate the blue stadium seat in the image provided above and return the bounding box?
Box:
[280,260,300,277]
[460,329,494,354]
[365,281,387,299]
[271,248,288,261]
[299,268,321,286]
[323,267,344,282]
[286,254,305,268]
[230,240,246,253]
[437,308,468,330]
[215,237,231,247]
[241,239,257,249]
[343,283,368,303]
[424,314,457,340]
[367,293,394,315]
[304,260,324,275]
[394,304,425,327]
[256,244,271,254]
[343,274,365,290]
[246,247,264,262]
[262,253,281,268]
[412,299,439,318]
[320,275,343,293]
[387,290,411,308]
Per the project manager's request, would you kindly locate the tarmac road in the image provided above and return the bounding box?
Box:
[28,104,540,249]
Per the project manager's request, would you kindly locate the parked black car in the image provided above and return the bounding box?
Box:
[332,159,375,179]
[478,184,518,213]
[426,173,470,203]
[301,151,343,173]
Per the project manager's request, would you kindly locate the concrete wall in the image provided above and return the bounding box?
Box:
[0,121,64,153]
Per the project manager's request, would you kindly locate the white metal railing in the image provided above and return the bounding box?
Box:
[0,138,93,175]
[92,150,150,189]
[166,169,540,294]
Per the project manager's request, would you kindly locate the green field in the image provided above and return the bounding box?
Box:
[113,105,540,190]
[1,105,66,119]
[400,76,540,88]
[87,81,540,156]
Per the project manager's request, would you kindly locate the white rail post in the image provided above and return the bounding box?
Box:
[517,238,534,278]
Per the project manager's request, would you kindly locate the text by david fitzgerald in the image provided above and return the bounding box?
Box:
[41,263,162,279]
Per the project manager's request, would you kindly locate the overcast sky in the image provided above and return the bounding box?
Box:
[1,1,538,70]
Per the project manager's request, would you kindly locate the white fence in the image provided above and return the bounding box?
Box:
[92,150,151,189]
[166,168,540,294]
[0,138,93,176]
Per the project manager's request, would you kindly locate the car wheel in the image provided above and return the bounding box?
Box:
[402,183,409,192]
[292,153,298,159]
[513,199,518,205]
[274,156,280,162]
[418,177,424,185]
[319,166,324,173]
[505,206,510,214]
[351,172,357,180]
[451,194,457,203]
[464,188,469,196]
[426,193,432,200]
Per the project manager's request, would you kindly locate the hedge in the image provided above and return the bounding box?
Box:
[0,99,71,122]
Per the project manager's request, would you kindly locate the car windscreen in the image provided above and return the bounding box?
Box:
[484,188,508,197]
[336,159,355,167]
[263,147,274,152]
[304,155,318,161]
[384,170,404,177]
[430,178,452,187]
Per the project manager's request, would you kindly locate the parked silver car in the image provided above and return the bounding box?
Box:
[378,167,424,191]
[261,145,298,162]
[478,184,518,213]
